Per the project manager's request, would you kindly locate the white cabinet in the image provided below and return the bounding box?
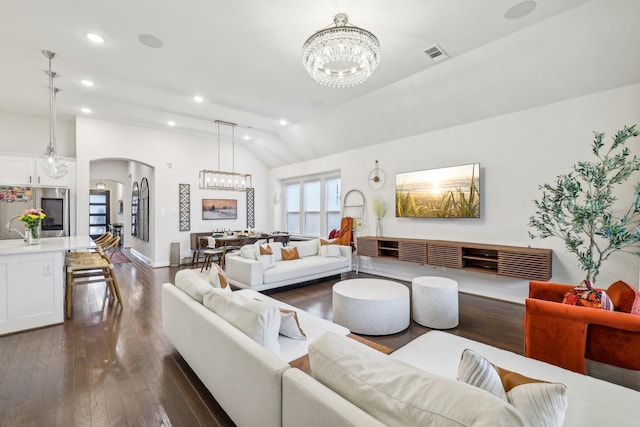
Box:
[0,153,75,187]
[0,156,34,185]
[35,157,76,187]
[0,250,65,335]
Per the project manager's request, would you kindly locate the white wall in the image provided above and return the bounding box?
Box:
[271,84,640,303]
[76,117,270,267]
[0,111,75,157]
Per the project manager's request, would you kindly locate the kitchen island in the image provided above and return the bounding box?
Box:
[0,236,95,335]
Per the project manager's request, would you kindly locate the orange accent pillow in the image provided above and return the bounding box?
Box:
[259,244,273,255]
[494,365,546,392]
[607,280,640,314]
[213,263,229,288]
[281,246,300,261]
[320,238,338,245]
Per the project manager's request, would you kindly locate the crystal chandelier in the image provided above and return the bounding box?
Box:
[199,120,252,191]
[302,13,381,88]
[96,180,106,192]
[40,50,69,179]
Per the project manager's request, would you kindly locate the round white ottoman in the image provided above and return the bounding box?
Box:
[412,276,459,329]
[332,278,410,335]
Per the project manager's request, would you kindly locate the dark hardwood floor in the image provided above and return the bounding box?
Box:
[0,252,528,427]
[264,276,526,354]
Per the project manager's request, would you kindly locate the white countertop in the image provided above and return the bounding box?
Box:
[0,236,96,255]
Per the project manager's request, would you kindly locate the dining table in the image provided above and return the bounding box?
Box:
[198,233,290,268]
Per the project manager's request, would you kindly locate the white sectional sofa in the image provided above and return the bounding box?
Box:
[161,269,349,427]
[162,269,640,427]
[225,239,352,291]
[283,332,639,427]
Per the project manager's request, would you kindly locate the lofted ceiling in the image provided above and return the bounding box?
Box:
[1,0,638,168]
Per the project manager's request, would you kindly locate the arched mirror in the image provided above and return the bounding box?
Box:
[139,177,150,242]
[131,181,139,237]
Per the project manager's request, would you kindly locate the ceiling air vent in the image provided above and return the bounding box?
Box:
[424,44,449,62]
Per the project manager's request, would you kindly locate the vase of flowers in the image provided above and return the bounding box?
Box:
[373,196,387,237]
[19,208,46,245]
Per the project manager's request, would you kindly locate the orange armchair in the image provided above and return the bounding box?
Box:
[524,280,640,373]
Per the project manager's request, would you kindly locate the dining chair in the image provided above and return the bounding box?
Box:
[200,236,225,272]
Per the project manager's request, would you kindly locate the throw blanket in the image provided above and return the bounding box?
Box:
[335,217,355,250]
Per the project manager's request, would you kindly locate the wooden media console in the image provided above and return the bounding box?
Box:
[357,236,551,281]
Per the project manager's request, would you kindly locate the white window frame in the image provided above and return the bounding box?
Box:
[283,171,340,237]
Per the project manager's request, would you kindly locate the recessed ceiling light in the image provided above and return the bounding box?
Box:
[81,107,92,114]
[86,33,105,44]
[243,135,251,141]
[193,95,204,103]
[80,79,94,87]
[504,1,537,20]
[279,119,288,126]
[167,121,176,127]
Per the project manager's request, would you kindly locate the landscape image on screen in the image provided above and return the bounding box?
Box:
[202,199,237,220]
[395,163,480,218]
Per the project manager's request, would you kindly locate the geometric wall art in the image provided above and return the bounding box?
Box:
[179,183,190,231]
[246,187,255,229]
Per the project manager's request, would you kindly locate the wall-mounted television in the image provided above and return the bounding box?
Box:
[395,163,480,218]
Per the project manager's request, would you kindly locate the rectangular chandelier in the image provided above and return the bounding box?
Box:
[199,119,252,191]
[199,170,252,191]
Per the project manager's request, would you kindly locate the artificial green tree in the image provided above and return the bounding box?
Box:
[528,125,640,284]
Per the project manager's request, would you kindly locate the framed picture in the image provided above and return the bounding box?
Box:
[202,198,237,220]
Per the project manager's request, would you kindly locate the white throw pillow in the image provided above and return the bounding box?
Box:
[240,244,258,259]
[203,291,281,354]
[309,332,526,427]
[291,239,320,258]
[458,348,568,427]
[279,309,306,340]
[208,263,232,290]
[174,269,214,303]
[256,253,276,270]
[319,244,341,258]
[267,242,284,261]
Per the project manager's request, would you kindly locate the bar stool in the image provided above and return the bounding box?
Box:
[65,248,123,318]
[93,231,113,246]
[98,236,121,255]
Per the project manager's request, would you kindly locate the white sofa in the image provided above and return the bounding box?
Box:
[282,331,639,427]
[161,270,349,427]
[225,239,352,291]
[163,270,639,427]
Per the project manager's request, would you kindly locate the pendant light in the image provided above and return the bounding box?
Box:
[40,50,69,179]
[199,120,252,191]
